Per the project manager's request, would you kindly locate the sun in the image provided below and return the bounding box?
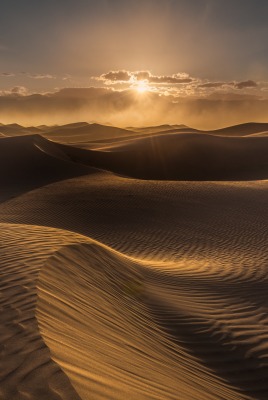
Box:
[135,80,149,93]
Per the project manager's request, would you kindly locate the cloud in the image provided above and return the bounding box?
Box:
[94,71,260,96]
[30,74,56,79]
[0,86,267,130]
[1,72,15,77]
[0,86,28,96]
[134,71,151,81]
[11,86,28,95]
[234,80,258,89]
[20,72,56,79]
[198,82,226,88]
[147,73,193,84]
[95,70,194,85]
[98,70,132,82]
[198,80,258,91]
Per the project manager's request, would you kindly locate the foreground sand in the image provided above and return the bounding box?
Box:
[1,123,268,399]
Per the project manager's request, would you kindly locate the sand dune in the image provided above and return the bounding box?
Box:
[0,135,92,201]
[57,133,268,180]
[0,123,43,136]
[209,122,268,137]
[1,121,268,399]
[128,124,190,134]
[43,123,136,144]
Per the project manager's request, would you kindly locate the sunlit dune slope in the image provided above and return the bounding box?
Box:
[0,222,250,400]
[58,133,268,180]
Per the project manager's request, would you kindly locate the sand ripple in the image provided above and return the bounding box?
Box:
[0,223,84,400]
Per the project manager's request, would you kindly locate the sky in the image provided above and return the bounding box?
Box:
[0,0,268,128]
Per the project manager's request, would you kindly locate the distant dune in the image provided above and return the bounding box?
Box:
[1,121,268,400]
[208,122,268,136]
[128,124,189,133]
[43,123,136,143]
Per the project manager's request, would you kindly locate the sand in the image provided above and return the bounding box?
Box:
[1,122,268,399]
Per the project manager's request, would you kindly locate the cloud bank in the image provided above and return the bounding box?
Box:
[93,70,263,98]
[95,70,194,85]
[0,86,267,130]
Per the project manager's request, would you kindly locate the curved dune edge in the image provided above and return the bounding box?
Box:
[36,239,268,400]
[0,223,85,400]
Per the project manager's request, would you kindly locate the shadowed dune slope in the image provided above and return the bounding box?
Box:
[59,133,268,180]
[0,135,92,201]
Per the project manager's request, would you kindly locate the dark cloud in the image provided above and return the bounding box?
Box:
[9,86,28,96]
[147,74,193,84]
[134,71,151,81]
[198,80,258,91]
[99,70,132,82]
[1,72,15,77]
[133,71,193,84]
[234,80,258,89]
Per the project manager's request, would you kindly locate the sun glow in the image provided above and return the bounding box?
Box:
[135,80,149,93]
